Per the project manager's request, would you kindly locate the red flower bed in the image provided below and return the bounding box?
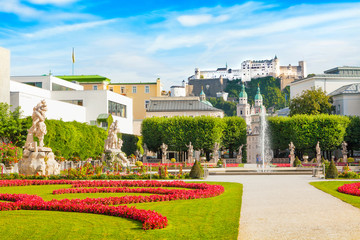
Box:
[337,182,360,196]
[272,164,290,167]
[0,180,224,230]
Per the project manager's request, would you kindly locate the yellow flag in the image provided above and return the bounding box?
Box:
[72,48,75,63]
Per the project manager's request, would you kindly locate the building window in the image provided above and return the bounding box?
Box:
[145,100,150,109]
[93,85,98,90]
[145,85,150,93]
[121,87,125,94]
[108,101,127,118]
[132,86,137,93]
[61,100,83,106]
[25,82,42,88]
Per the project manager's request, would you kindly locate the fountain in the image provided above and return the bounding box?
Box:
[259,106,273,172]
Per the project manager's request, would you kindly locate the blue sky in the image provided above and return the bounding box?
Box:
[1,0,360,90]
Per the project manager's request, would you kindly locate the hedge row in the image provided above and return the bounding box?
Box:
[268,114,350,154]
[141,116,247,157]
[43,119,107,160]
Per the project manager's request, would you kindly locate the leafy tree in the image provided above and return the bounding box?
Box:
[289,87,334,116]
[44,119,107,160]
[141,117,164,152]
[221,117,247,158]
[0,103,30,147]
[208,98,237,116]
[225,76,288,110]
[121,133,143,156]
[344,116,360,155]
[268,114,349,158]
[141,116,229,160]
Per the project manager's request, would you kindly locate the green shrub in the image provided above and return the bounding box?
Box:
[44,119,107,161]
[293,156,302,167]
[338,171,359,179]
[189,160,204,179]
[347,157,354,163]
[325,160,338,179]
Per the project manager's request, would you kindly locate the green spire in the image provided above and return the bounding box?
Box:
[255,85,263,101]
[239,83,247,98]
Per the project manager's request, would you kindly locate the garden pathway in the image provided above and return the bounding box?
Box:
[206,175,360,240]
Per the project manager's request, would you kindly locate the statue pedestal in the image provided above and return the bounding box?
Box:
[103,149,129,165]
[236,155,242,164]
[19,148,60,176]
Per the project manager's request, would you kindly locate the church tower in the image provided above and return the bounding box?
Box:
[237,83,251,125]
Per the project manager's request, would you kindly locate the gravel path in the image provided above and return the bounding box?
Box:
[206,175,360,240]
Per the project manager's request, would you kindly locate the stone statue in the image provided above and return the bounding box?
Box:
[316,141,321,166]
[341,141,348,163]
[103,120,129,165]
[288,142,295,166]
[161,143,168,163]
[212,142,220,163]
[104,121,120,151]
[237,144,244,163]
[186,142,194,163]
[25,99,48,150]
[142,144,148,162]
[20,100,60,176]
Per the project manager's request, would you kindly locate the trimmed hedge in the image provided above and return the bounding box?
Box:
[268,114,350,154]
[141,116,246,154]
[44,119,107,160]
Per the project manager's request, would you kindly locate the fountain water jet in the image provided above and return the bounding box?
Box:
[260,106,273,172]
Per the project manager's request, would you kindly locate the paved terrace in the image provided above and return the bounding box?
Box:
[205,175,360,240]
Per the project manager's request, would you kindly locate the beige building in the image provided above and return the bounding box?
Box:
[146,90,224,118]
[0,47,10,104]
[109,78,162,135]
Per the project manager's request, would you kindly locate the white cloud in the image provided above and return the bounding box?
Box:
[0,0,40,18]
[177,14,229,27]
[23,19,117,38]
[26,0,78,5]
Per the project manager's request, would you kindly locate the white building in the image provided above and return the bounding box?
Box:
[170,80,186,97]
[290,66,360,99]
[237,84,266,163]
[10,75,133,134]
[189,66,241,80]
[329,83,360,116]
[0,47,10,104]
[189,56,306,86]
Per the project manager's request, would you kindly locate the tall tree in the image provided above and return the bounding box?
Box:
[0,103,29,147]
[289,87,334,116]
[221,117,247,158]
[208,98,237,116]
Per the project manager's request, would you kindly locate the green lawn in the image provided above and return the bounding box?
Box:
[0,182,242,240]
[310,181,360,209]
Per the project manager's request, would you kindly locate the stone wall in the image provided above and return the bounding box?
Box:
[188,77,228,97]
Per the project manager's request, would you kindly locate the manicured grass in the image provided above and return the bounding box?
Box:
[310,181,360,209]
[0,181,242,240]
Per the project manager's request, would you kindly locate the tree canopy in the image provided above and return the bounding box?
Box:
[225,77,289,110]
[289,87,334,116]
[268,114,350,157]
[141,116,247,157]
[208,98,237,116]
[0,103,29,147]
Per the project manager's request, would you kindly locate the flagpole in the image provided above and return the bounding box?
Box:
[72,47,75,75]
